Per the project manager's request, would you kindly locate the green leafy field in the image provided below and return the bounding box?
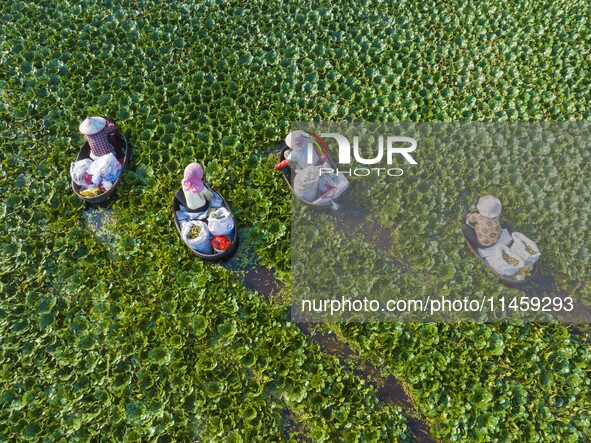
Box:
[1,0,591,442]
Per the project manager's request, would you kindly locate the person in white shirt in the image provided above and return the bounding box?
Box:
[176,163,213,212]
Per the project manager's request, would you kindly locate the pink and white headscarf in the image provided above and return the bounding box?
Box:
[182,163,205,193]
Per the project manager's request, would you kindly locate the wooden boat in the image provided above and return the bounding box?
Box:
[71,131,129,204]
[276,133,349,210]
[171,186,239,262]
[461,220,539,284]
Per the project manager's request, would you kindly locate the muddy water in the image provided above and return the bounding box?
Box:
[297,322,435,443]
[82,207,119,257]
[222,246,436,443]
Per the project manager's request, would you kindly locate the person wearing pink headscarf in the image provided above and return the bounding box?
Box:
[176,163,213,212]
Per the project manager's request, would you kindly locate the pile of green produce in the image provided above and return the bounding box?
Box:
[186,224,202,240]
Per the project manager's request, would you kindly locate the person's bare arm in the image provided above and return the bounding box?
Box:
[202,187,214,201]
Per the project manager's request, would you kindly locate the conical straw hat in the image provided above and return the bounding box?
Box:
[79,116,106,135]
[477,195,502,218]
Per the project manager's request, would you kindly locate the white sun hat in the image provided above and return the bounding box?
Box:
[79,116,106,135]
[284,130,311,150]
[477,195,502,218]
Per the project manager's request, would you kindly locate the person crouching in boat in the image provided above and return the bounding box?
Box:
[176,163,214,213]
[79,116,118,160]
[465,195,502,249]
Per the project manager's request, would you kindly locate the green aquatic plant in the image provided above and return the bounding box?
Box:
[1,0,591,441]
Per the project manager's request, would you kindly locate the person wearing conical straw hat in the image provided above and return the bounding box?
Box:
[465,195,503,248]
[79,116,118,160]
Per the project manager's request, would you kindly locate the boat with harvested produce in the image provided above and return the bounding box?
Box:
[71,131,129,205]
[461,220,539,284]
[172,185,239,262]
[275,131,348,210]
